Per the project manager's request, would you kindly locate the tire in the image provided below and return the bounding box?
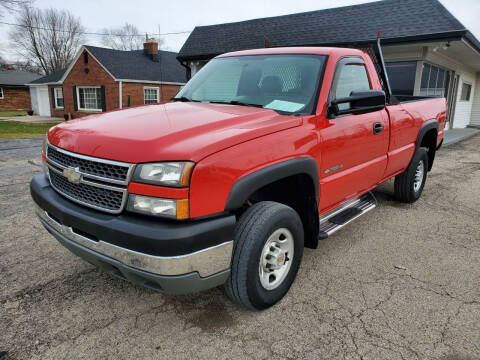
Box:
[394,148,429,203]
[224,201,304,310]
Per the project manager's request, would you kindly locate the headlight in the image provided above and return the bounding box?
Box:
[132,162,194,187]
[127,194,189,219]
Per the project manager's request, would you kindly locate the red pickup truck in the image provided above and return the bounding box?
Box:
[31,45,446,310]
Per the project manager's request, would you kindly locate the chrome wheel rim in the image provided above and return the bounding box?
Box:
[258,228,294,290]
[413,160,424,192]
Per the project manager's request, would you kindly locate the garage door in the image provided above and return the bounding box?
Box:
[37,86,51,117]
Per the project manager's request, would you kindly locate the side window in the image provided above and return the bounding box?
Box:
[335,63,370,110]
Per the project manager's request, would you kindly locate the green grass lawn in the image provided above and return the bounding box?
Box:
[0,110,29,117]
[0,121,61,139]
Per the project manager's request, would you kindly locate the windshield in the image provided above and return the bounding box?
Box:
[175,54,326,115]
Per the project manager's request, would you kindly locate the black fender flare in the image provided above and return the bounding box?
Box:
[415,120,438,171]
[415,120,438,149]
[224,157,319,211]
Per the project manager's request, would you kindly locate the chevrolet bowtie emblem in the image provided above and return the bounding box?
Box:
[63,167,82,184]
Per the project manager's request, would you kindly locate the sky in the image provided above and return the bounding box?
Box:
[1,0,480,61]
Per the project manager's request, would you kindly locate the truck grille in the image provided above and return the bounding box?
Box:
[49,171,124,211]
[46,144,134,214]
[47,146,129,183]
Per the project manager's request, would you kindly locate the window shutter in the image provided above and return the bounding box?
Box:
[72,86,78,111]
[50,88,55,108]
[100,86,106,111]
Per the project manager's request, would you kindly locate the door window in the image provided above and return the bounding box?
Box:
[335,63,370,110]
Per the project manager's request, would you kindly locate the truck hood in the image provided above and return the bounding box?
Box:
[48,102,302,163]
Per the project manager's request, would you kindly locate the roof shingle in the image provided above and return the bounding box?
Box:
[29,68,66,84]
[85,46,187,83]
[0,70,41,86]
[30,47,187,85]
[178,0,478,60]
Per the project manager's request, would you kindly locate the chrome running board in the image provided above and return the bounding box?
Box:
[318,192,377,239]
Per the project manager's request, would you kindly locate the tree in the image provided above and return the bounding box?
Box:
[101,23,164,51]
[0,58,38,72]
[9,6,85,74]
[0,54,7,69]
[0,0,31,18]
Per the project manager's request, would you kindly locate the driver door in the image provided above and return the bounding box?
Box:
[318,57,389,211]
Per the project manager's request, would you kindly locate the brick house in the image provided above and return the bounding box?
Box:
[0,69,41,111]
[29,39,187,118]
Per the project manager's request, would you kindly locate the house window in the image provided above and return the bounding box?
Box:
[54,88,64,108]
[420,63,449,97]
[460,82,472,101]
[77,86,102,111]
[144,87,160,104]
[386,61,417,96]
[0,87,4,99]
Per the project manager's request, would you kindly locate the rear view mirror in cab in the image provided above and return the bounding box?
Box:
[328,90,386,117]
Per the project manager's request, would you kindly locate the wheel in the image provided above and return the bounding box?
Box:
[394,148,429,203]
[224,201,304,310]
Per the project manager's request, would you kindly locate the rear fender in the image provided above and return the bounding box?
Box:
[416,120,438,171]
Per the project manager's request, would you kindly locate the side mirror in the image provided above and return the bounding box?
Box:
[328,90,386,117]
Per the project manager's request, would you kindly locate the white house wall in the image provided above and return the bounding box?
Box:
[383,47,424,62]
[470,73,480,127]
[385,44,478,129]
[426,50,477,129]
[29,87,39,115]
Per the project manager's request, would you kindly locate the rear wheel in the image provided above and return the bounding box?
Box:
[394,148,429,203]
[224,201,304,310]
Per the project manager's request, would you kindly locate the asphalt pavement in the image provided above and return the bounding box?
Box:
[0,135,479,360]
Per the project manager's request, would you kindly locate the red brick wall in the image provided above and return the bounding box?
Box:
[121,83,181,108]
[47,50,183,118]
[0,86,31,111]
[61,50,118,119]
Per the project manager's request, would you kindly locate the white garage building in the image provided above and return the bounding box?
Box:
[28,69,66,117]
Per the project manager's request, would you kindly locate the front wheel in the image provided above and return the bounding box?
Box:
[394,148,429,203]
[224,201,304,310]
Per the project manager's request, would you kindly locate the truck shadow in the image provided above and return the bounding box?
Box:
[372,180,412,209]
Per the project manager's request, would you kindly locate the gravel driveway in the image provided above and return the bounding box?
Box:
[1,135,479,360]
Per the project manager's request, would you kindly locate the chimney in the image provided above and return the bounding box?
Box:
[143,38,159,62]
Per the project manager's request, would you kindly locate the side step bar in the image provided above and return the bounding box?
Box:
[318,192,377,240]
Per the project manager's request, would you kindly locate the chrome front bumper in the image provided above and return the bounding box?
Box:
[36,205,233,278]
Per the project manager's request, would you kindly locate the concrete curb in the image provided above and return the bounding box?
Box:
[442,128,480,147]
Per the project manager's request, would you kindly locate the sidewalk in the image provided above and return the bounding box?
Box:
[443,128,480,146]
[0,115,63,124]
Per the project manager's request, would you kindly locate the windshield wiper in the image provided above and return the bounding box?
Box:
[208,100,264,108]
[171,96,200,102]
